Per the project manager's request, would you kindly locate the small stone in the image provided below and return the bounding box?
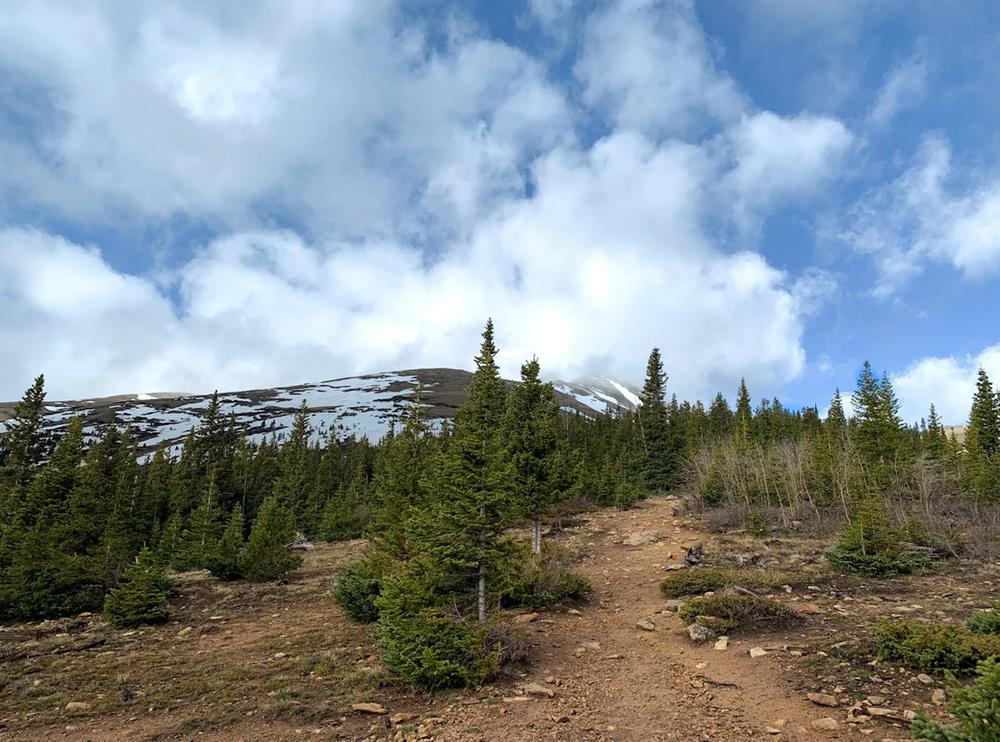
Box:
[749,647,767,658]
[800,603,821,615]
[503,696,530,703]
[390,713,417,724]
[917,673,933,685]
[810,717,839,731]
[806,692,839,708]
[636,619,656,632]
[523,682,555,699]
[664,599,684,612]
[666,564,685,571]
[714,637,729,650]
[622,531,661,546]
[351,703,387,715]
[865,695,886,705]
[515,612,539,624]
[903,710,918,721]
[176,626,193,638]
[65,702,90,711]
[209,615,224,621]
[273,652,287,659]
[932,689,946,705]
[687,623,713,642]
[567,608,582,616]
[866,707,897,717]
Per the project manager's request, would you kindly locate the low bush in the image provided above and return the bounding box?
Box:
[873,620,1000,675]
[966,601,1000,636]
[677,592,799,633]
[826,499,929,577]
[502,546,591,610]
[659,567,790,599]
[332,554,385,623]
[911,659,1000,741]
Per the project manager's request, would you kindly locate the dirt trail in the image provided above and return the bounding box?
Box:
[437,497,851,741]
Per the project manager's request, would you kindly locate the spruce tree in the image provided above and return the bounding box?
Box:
[924,403,948,460]
[410,319,512,623]
[0,374,49,490]
[502,358,565,554]
[206,507,245,580]
[103,547,172,628]
[637,348,679,492]
[734,378,753,449]
[707,393,733,439]
[238,496,302,580]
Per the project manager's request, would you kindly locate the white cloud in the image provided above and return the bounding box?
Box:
[0,0,859,405]
[575,0,745,139]
[869,50,929,126]
[845,135,1000,296]
[892,345,1000,424]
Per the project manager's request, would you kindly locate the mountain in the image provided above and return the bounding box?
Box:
[0,369,640,456]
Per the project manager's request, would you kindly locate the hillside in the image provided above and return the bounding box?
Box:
[0,370,640,455]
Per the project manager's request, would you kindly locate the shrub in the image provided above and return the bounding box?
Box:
[826,499,929,577]
[659,567,790,599]
[103,548,172,629]
[677,592,799,633]
[911,659,1000,741]
[502,546,591,610]
[967,602,1000,636]
[873,620,1000,675]
[746,507,769,538]
[238,497,302,581]
[375,564,499,690]
[332,554,385,623]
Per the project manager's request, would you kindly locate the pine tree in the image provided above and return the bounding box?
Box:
[502,358,565,554]
[734,378,753,449]
[924,404,948,460]
[206,507,245,580]
[965,368,1000,500]
[174,472,224,570]
[410,319,512,623]
[707,393,733,439]
[103,547,172,628]
[0,374,49,491]
[273,401,313,522]
[238,496,302,580]
[637,348,679,492]
[826,389,847,445]
[851,361,905,467]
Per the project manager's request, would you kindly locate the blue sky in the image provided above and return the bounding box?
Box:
[0,0,998,424]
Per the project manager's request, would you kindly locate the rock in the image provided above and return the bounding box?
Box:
[65,702,90,712]
[800,603,822,615]
[932,689,947,705]
[636,619,656,632]
[846,705,869,723]
[273,652,287,659]
[903,710,918,721]
[865,695,886,705]
[515,612,539,624]
[665,563,685,571]
[687,623,713,642]
[714,637,729,650]
[209,615,224,621]
[622,531,660,546]
[917,673,933,685]
[664,599,684,612]
[749,647,767,658]
[567,608,582,616]
[867,707,897,718]
[523,682,555,699]
[503,696,530,703]
[684,543,704,565]
[176,626,193,638]
[810,717,839,731]
[390,713,417,724]
[807,692,839,708]
[351,703,387,715]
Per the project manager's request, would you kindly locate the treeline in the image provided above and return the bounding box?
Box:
[0,323,681,626]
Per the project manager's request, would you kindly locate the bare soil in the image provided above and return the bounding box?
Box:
[2,497,997,741]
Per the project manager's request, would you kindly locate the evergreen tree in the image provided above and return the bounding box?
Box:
[637,347,679,492]
[103,547,172,628]
[502,358,565,554]
[238,496,301,580]
[924,403,948,460]
[206,507,245,580]
[0,374,49,491]
[734,378,753,449]
[707,393,733,439]
[410,319,512,623]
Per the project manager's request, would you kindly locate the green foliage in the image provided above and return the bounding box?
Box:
[238,496,302,580]
[375,564,499,690]
[967,602,1000,636]
[678,591,798,633]
[502,547,591,610]
[911,659,1000,741]
[873,621,1000,675]
[638,347,681,492]
[205,507,245,580]
[103,548,172,629]
[332,554,386,623]
[659,567,790,599]
[827,498,929,577]
[746,507,769,538]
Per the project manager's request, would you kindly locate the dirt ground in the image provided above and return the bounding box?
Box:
[2,496,996,741]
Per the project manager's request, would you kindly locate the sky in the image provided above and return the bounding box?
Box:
[1,0,999,424]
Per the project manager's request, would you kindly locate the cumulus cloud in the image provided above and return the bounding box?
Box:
[0,0,856,404]
[892,345,1000,424]
[845,135,1000,296]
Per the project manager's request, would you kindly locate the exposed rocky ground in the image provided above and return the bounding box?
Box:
[2,497,994,741]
